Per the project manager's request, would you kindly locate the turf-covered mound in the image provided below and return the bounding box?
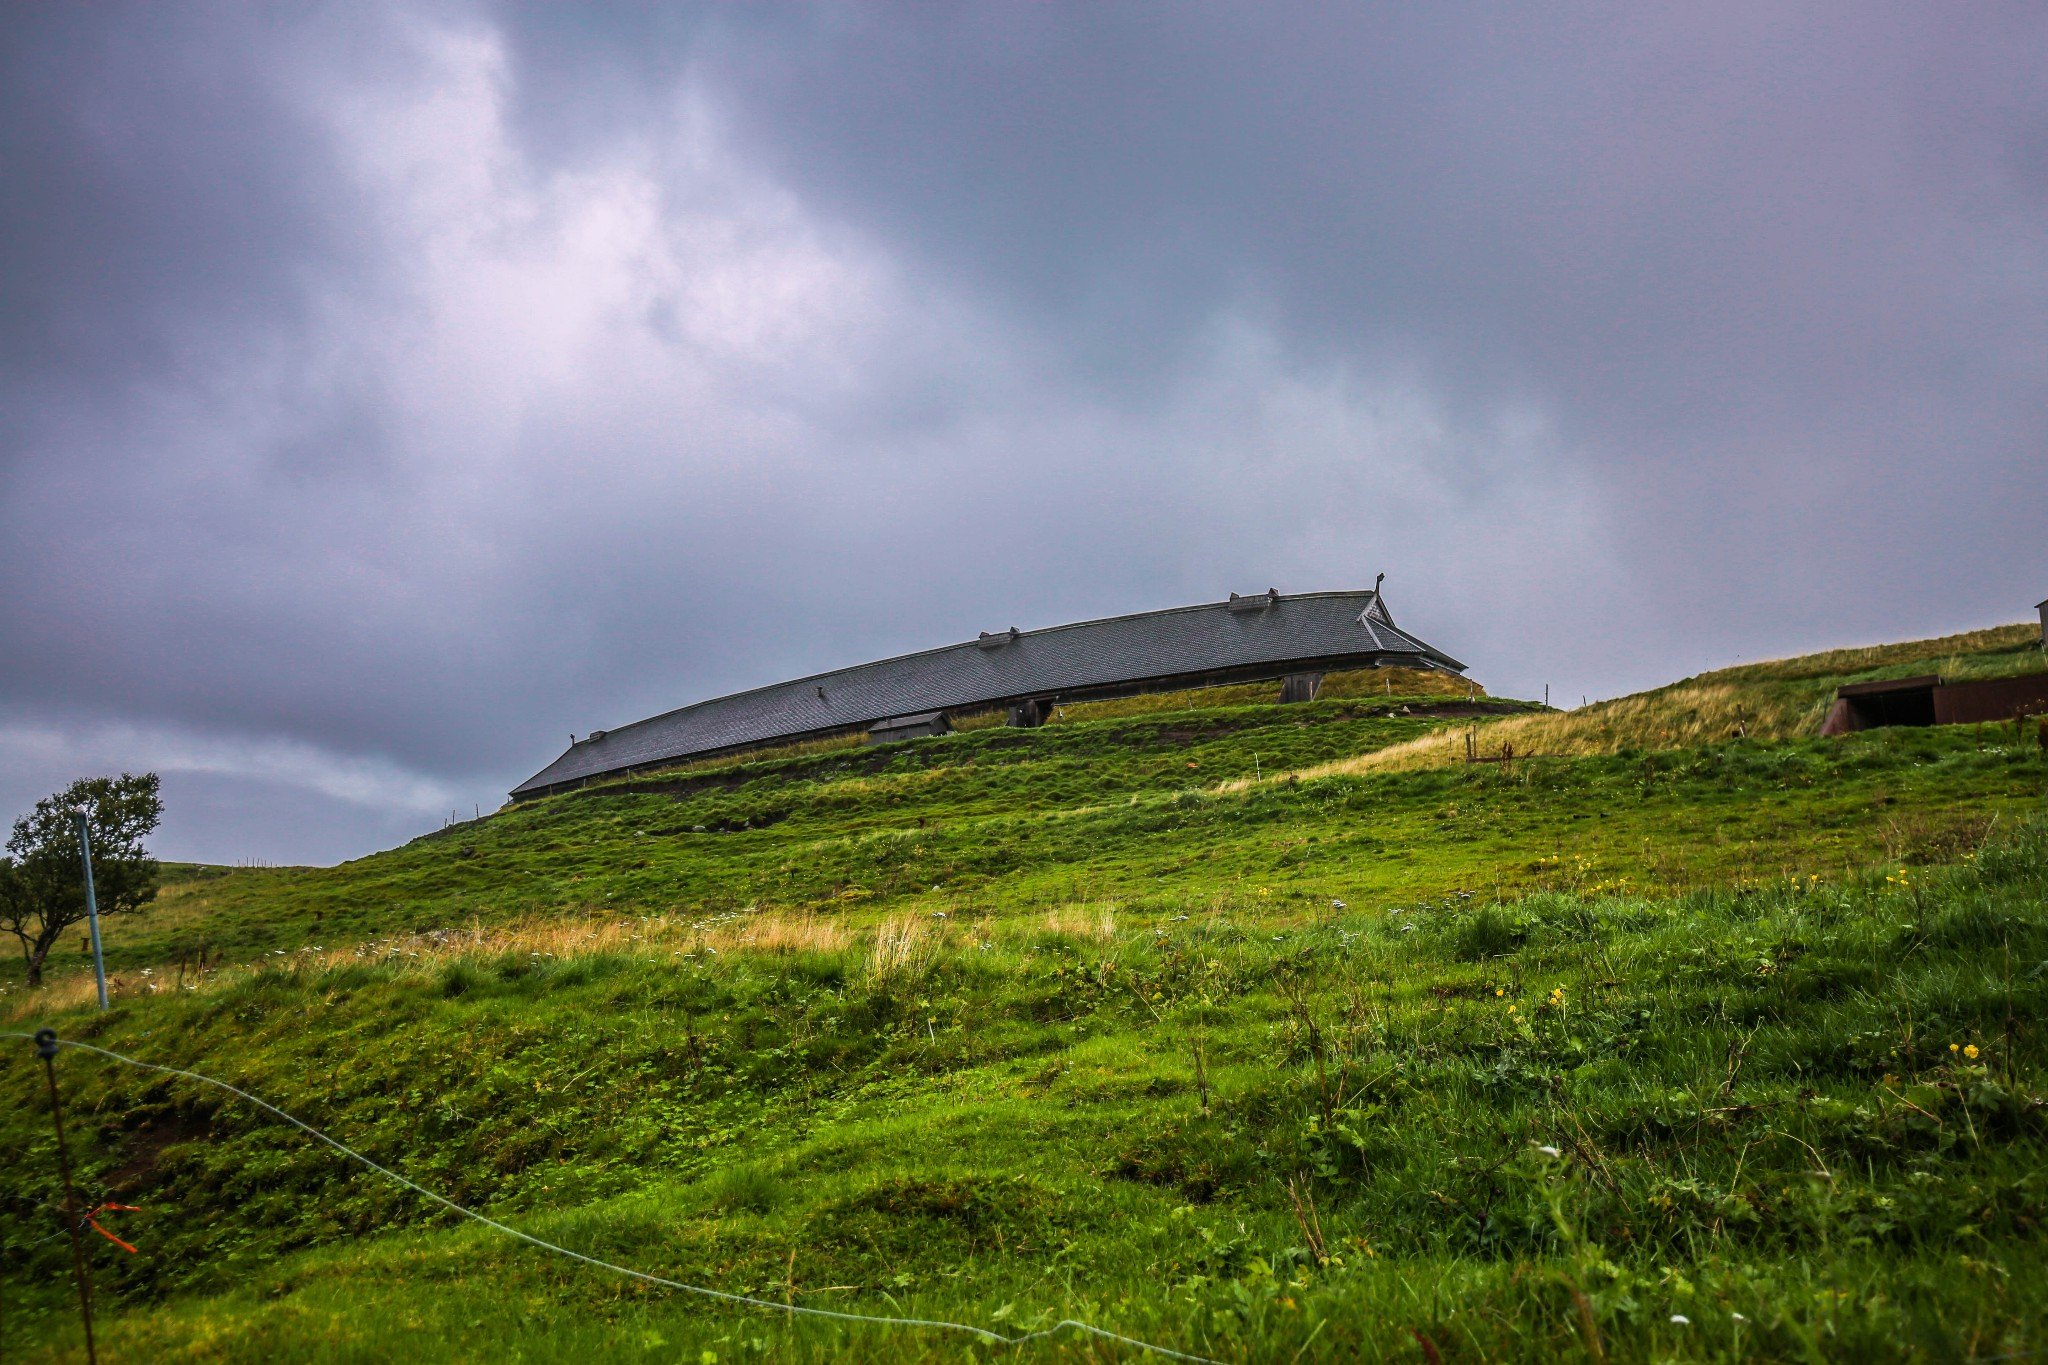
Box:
[4,626,2045,1361]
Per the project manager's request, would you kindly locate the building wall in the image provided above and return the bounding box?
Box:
[1931,674,2048,726]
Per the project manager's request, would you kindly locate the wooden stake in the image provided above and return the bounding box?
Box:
[36,1029,96,1364]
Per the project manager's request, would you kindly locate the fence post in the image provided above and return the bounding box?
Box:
[73,810,109,1012]
[36,1029,97,1364]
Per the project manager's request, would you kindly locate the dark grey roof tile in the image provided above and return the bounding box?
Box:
[512,589,1463,795]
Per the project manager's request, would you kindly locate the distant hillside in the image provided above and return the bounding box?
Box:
[1278,621,2044,780]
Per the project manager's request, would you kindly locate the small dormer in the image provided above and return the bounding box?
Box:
[976,627,1021,650]
[1228,588,1280,613]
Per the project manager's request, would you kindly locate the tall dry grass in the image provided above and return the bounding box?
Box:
[2,909,860,1020]
[1040,902,1118,941]
[865,911,945,981]
[1257,621,2043,785]
[4,898,1148,1021]
[1280,681,1806,781]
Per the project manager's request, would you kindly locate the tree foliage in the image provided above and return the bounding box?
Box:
[0,772,162,985]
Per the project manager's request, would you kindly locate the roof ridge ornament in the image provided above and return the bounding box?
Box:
[976,627,1021,649]
[1362,572,1396,627]
[1227,589,1280,613]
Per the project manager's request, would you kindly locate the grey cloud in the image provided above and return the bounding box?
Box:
[0,8,372,400]
[2,3,2042,862]
[700,4,2044,646]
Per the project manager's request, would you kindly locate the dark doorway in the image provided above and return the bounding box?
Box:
[1821,676,1939,734]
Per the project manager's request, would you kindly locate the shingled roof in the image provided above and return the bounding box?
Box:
[511,588,1464,798]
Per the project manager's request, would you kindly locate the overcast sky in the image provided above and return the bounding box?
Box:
[3,4,2042,865]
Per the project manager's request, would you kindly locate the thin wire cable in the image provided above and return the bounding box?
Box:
[6,1032,1220,1363]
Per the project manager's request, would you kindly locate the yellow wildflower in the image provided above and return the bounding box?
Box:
[1965,1044,1980,1061]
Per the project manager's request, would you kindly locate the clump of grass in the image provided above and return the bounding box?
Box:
[703,1162,785,1215]
[1452,903,1529,960]
[865,912,942,982]
[1040,902,1117,941]
[735,913,854,956]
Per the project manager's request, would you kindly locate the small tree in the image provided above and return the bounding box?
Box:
[0,773,162,986]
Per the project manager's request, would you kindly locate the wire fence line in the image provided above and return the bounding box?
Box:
[5,1031,1222,1363]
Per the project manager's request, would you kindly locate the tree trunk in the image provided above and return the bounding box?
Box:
[24,927,57,987]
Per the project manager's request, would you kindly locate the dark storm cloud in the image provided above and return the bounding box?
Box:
[671,5,2047,593]
[1,3,2042,862]
[0,8,363,396]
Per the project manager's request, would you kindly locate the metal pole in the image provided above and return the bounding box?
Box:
[73,809,108,1013]
[36,1029,98,1364]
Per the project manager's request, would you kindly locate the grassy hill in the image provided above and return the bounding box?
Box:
[4,632,2046,1362]
[1288,623,2045,778]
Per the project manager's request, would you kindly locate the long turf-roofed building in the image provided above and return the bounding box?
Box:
[511,585,1465,799]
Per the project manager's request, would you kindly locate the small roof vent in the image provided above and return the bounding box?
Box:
[586,730,607,743]
[1228,589,1280,613]
[976,627,1021,649]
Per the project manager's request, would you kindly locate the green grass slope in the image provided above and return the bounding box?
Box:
[4,634,2047,1362]
[1306,622,2045,776]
